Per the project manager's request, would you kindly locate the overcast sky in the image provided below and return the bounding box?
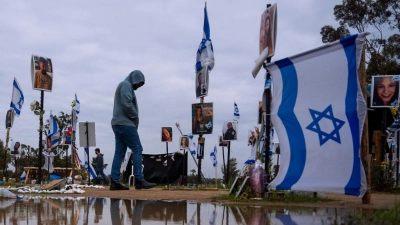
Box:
[0,1,350,180]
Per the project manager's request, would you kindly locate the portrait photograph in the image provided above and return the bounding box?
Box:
[371,75,400,108]
[5,109,14,129]
[10,141,21,157]
[197,136,205,159]
[180,136,189,150]
[248,130,256,147]
[218,135,228,147]
[195,66,209,99]
[192,102,213,135]
[161,127,173,142]
[259,3,277,57]
[258,101,263,124]
[222,121,238,141]
[31,54,53,92]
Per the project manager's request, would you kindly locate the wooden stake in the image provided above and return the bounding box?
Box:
[359,46,371,204]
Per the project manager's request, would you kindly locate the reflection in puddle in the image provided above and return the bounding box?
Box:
[0,196,363,224]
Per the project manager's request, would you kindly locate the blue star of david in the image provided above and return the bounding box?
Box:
[305,105,345,146]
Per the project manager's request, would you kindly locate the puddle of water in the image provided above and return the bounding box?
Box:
[0,196,368,225]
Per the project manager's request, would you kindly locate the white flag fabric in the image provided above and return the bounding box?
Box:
[74,93,80,114]
[120,149,132,173]
[233,101,240,120]
[195,4,214,72]
[267,33,368,197]
[47,112,60,147]
[188,134,197,155]
[10,78,24,117]
[210,145,217,167]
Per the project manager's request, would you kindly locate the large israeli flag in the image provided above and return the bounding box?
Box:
[267,33,368,197]
[195,3,214,72]
[47,112,60,147]
[10,78,24,117]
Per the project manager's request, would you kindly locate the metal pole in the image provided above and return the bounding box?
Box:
[197,135,202,184]
[264,56,272,184]
[397,131,399,187]
[38,90,44,184]
[2,128,10,180]
[86,122,90,185]
[166,142,169,189]
[226,141,231,184]
[222,146,226,185]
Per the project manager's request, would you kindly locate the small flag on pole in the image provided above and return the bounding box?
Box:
[10,78,24,117]
[195,3,215,72]
[189,134,197,155]
[210,145,217,167]
[47,112,60,147]
[74,93,80,114]
[233,101,240,120]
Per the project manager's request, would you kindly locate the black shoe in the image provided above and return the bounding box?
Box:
[110,180,129,191]
[135,179,156,190]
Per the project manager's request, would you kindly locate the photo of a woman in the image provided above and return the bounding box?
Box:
[180,136,189,150]
[192,103,213,135]
[259,4,277,57]
[371,75,400,107]
[161,127,173,142]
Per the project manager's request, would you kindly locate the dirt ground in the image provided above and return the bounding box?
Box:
[33,186,400,210]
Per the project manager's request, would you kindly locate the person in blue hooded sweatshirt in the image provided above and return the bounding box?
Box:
[110,70,156,190]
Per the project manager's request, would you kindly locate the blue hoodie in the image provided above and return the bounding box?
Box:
[111,70,145,128]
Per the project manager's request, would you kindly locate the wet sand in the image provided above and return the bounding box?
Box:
[18,186,400,210]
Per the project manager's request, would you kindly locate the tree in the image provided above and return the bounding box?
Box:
[320,0,400,81]
[220,158,240,184]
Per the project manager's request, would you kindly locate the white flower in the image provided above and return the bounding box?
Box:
[30,101,38,111]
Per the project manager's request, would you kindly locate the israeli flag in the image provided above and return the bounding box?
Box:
[233,101,240,120]
[387,119,400,136]
[74,93,80,114]
[188,134,196,155]
[47,112,60,147]
[267,33,368,197]
[210,145,217,167]
[84,147,97,179]
[10,78,24,117]
[195,3,214,72]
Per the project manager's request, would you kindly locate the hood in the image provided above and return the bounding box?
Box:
[98,153,104,157]
[125,70,145,86]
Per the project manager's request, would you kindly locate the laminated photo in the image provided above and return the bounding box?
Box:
[10,141,21,157]
[371,75,400,108]
[222,121,237,141]
[180,136,189,150]
[259,3,277,57]
[161,127,173,142]
[31,54,53,92]
[195,66,209,98]
[192,102,213,135]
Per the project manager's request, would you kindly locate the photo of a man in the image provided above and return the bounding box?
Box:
[10,141,21,157]
[195,66,209,98]
[222,121,237,141]
[5,109,14,129]
[32,55,53,92]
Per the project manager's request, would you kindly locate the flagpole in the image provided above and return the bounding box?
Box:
[38,90,44,185]
[71,108,75,184]
[359,46,371,204]
[2,128,10,181]
[214,162,217,189]
[221,146,226,185]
